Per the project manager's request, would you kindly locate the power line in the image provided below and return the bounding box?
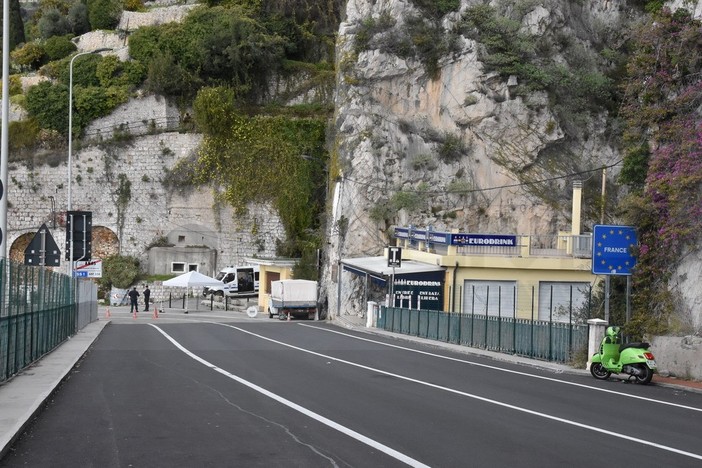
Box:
[342,159,623,195]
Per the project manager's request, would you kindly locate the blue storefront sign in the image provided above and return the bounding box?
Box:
[450,233,517,247]
[392,270,444,310]
[393,227,515,247]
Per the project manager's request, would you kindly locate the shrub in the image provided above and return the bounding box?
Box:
[123,0,145,12]
[9,119,40,152]
[193,86,240,136]
[130,6,288,100]
[126,25,166,63]
[96,55,147,88]
[3,74,23,96]
[354,12,396,53]
[68,2,91,35]
[25,81,69,133]
[99,255,140,292]
[410,0,460,18]
[391,190,423,212]
[11,41,47,70]
[87,0,122,30]
[446,179,471,195]
[44,34,77,61]
[145,50,200,99]
[409,153,438,171]
[38,8,71,39]
[437,132,467,163]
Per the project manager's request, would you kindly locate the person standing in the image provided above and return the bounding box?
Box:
[128,286,140,314]
[143,285,151,311]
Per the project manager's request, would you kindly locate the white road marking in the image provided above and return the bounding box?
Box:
[211,322,702,462]
[147,324,430,468]
[301,324,702,413]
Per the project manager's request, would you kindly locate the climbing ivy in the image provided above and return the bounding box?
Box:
[193,86,328,262]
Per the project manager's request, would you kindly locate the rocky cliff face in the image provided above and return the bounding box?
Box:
[322,0,672,316]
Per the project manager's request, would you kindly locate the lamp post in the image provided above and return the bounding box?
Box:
[67,48,110,276]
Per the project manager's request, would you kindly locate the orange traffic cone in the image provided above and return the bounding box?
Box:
[133,310,137,319]
[152,306,159,319]
[105,307,111,319]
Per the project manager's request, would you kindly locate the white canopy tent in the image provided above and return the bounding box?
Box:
[162,271,222,288]
[162,271,222,311]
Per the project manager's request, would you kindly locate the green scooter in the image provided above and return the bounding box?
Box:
[590,326,657,385]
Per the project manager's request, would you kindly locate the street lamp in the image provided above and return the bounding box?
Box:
[67,48,110,276]
[68,48,110,212]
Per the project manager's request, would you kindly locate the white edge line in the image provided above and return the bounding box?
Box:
[211,322,702,462]
[147,323,430,468]
[299,324,702,414]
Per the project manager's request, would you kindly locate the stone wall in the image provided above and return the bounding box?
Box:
[7,132,286,272]
[84,94,182,140]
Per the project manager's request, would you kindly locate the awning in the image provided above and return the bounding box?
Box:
[341,256,445,280]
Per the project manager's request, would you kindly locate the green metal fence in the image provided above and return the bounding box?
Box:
[378,306,588,363]
[0,258,76,383]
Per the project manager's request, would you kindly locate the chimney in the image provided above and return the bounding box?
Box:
[572,180,582,236]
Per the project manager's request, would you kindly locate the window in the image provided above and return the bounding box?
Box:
[172,262,185,273]
[538,282,591,323]
[178,235,185,243]
[462,280,516,317]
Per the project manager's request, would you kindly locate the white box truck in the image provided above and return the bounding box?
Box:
[268,279,318,320]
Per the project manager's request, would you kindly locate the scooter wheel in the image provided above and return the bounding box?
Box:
[633,364,653,385]
[590,362,611,380]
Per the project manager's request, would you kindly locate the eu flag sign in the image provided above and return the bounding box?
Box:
[592,225,637,275]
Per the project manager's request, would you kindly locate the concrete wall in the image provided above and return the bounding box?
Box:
[147,246,218,277]
[650,335,702,381]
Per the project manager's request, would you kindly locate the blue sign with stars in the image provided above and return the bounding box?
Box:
[592,225,638,275]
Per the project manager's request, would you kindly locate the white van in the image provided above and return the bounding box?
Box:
[203,265,260,297]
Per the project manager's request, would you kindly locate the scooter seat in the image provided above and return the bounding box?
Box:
[619,342,650,352]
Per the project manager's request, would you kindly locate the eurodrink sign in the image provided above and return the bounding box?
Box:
[393,227,516,247]
[449,233,517,247]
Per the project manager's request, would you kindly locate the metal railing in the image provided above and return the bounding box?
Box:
[0,259,96,383]
[378,307,588,363]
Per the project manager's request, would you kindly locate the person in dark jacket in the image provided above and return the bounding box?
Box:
[143,285,151,311]
[128,287,140,314]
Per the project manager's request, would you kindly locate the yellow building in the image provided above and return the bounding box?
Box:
[339,182,606,322]
[244,258,296,313]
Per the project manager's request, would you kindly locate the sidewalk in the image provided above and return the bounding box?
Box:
[0,319,109,458]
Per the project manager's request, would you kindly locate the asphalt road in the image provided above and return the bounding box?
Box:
[2,319,702,467]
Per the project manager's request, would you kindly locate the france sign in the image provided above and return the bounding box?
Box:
[592,225,637,275]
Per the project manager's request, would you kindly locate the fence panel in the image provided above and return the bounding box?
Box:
[380,306,587,364]
[1,259,79,383]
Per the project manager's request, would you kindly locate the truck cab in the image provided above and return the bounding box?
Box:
[203,266,259,297]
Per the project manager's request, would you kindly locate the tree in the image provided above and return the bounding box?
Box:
[9,0,25,48]
[0,0,26,49]
[68,2,91,36]
[98,255,141,298]
[87,0,122,30]
[38,7,71,39]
